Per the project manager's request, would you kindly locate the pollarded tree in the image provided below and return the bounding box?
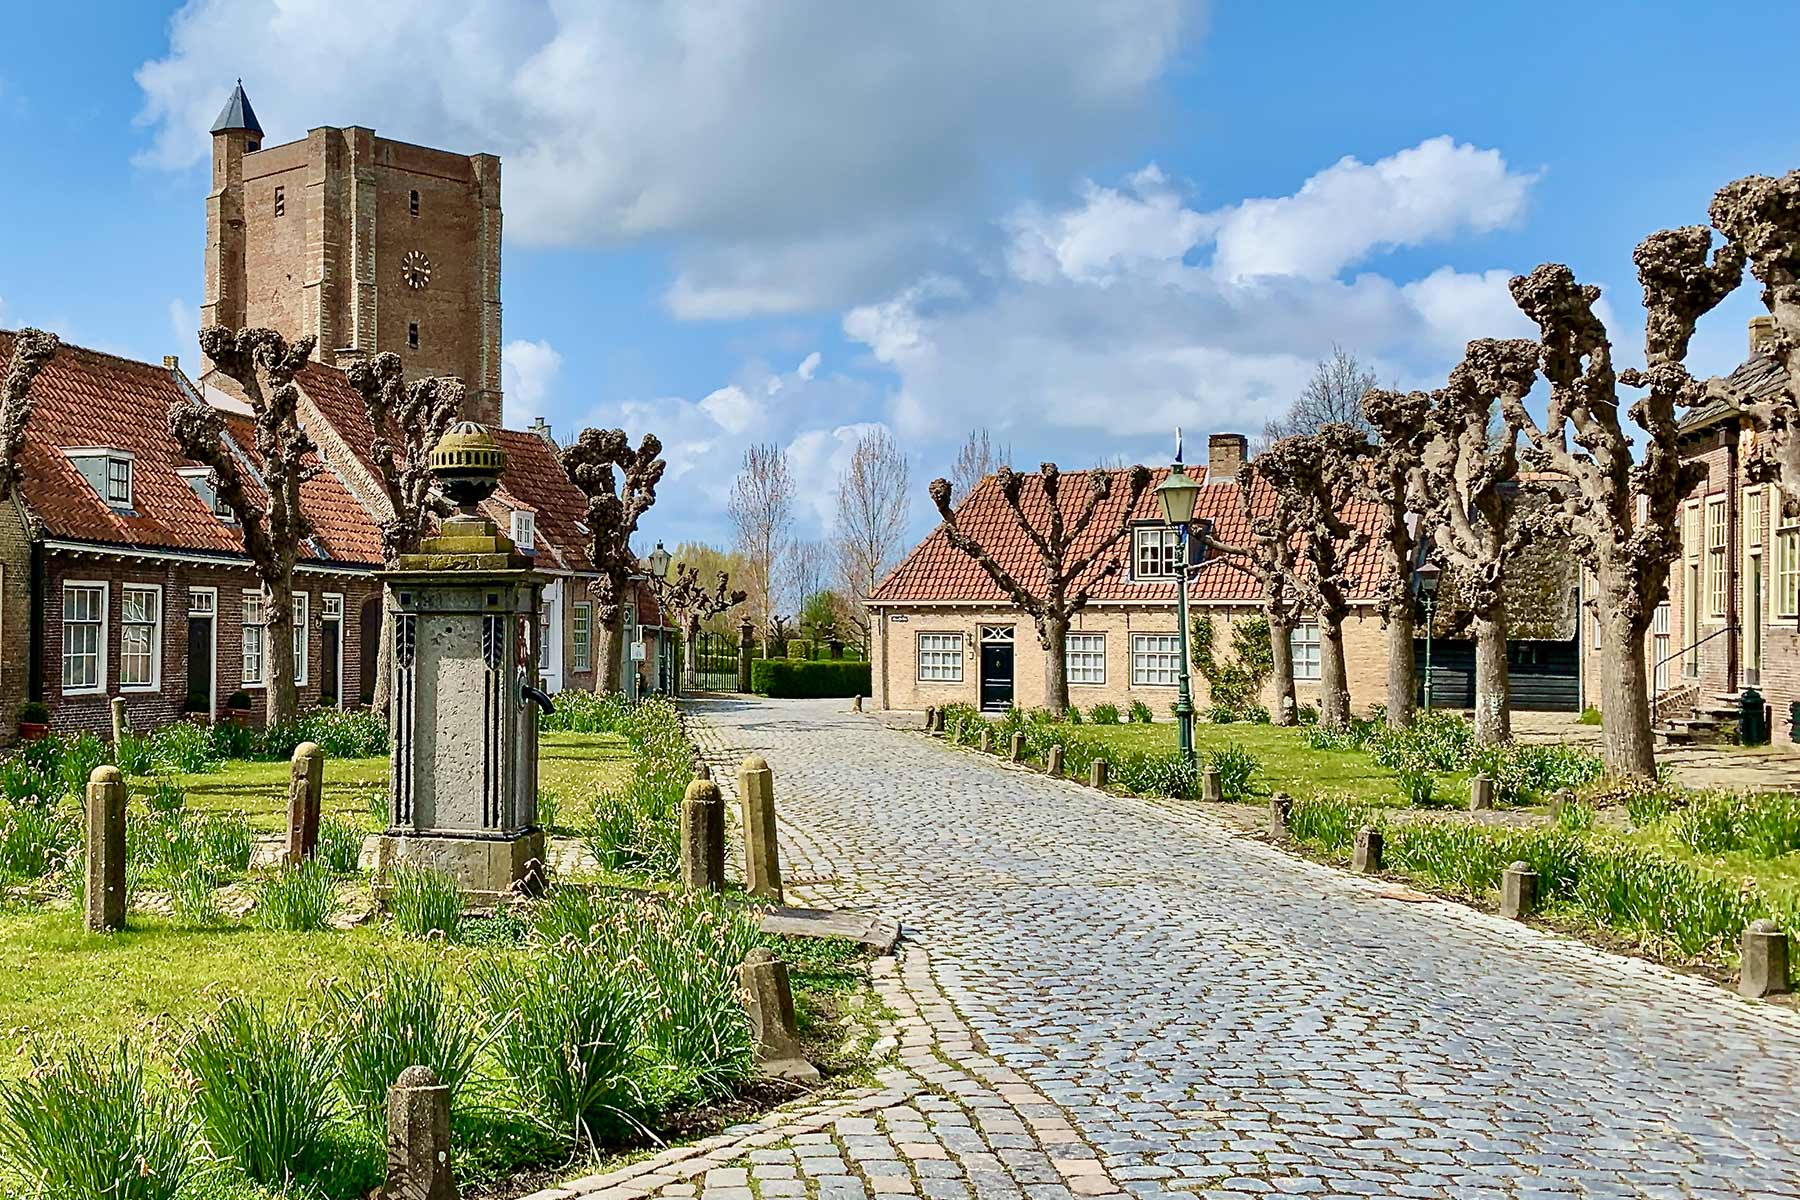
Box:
[1422,339,1541,746]
[1502,230,1741,777]
[344,353,464,713]
[660,561,746,689]
[1202,463,1306,725]
[0,328,59,500]
[1708,172,1800,503]
[930,463,1151,716]
[171,327,319,725]
[1255,425,1372,730]
[1359,387,1434,729]
[561,429,666,692]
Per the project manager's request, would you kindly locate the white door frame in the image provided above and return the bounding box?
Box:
[189,586,218,720]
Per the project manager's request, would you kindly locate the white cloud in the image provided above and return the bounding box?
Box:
[796,352,821,383]
[137,0,1196,316]
[845,139,1544,448]
[699,384,762,435]
[501,338,563,425]
[785,421,892,534]
[1211,137,1535,281]
[167,298,198,352]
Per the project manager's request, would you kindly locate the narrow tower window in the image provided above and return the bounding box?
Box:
[409,189,420,217]
[407,322,420,350]
[273,186,284,217]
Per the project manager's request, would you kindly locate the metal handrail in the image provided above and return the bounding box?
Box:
[1650,623,1738,717]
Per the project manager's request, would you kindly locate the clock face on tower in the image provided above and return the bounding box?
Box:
[402,250,432,290]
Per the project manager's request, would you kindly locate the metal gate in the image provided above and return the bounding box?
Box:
[695,630,741,692]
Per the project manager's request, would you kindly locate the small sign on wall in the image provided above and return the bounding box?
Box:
[630,642,647,661]
[889,613,909,622]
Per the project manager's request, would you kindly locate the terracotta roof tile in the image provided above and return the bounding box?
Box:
[3,332,381,565]
[871,465,1386,606]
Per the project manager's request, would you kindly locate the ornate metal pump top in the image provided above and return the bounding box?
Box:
[429,421,507,514]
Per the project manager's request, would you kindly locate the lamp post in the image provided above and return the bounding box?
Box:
[1156,442,1202,763]
[646,540,671,583]
[1414,560,1441,712]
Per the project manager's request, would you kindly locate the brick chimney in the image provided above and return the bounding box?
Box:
[530,416,556,447]
[1751,315,1776,356]
[162,356,180,371]
[1207,433,1247,481]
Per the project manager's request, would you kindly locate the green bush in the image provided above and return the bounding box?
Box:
[0,1040,194,1200]
[325,962,481,1137]
[1578,705,1603,726]
[59,735,107,800]
[149,721,220,773]
[181,997,339,1188]
[585,696,691,877]
[1087,703,1121,725]
[1672,791,1800,858]
[1128,700,1154,724]
[749,659,871,698]
[384,864,463,939]
[1285,795,1366,853]
[1205,743,1261,801]
[0,802,77,879]
[114,733,158,778]
[256,859,338,931]
[539,690,630,734]
[317,815,365,875]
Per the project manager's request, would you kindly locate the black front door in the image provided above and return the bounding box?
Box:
[980,641,1014,711]
[359,596,382,705]
[320,619,341,707]
[186,615,213,713]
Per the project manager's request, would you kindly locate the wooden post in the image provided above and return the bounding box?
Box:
[286,741,324,865]
[85,766,126,932]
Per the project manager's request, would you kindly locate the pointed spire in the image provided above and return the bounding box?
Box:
[210,80,263,137]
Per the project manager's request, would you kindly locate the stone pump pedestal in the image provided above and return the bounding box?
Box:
[375,421,550,896]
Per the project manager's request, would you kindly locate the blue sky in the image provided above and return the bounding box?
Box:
[3,1,1798,554]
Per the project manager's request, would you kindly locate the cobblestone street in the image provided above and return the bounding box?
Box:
[537,698,1800,1200]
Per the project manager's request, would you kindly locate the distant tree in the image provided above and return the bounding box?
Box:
[1202,465,1306,725]
[930,464,1151,715]
[171,327,318,725]
[659,559,745,689]
[0,328,58,500]
[948,427,1009,500]
[1263,345,1379,443]
[1707,172,1800,506]
[670,542,746,634]
[343,352,463,713]
[834,427,910,645]
[784,538,830,623]
[1359,386,1434,728]
[1421,340,1541,745]
[1255,426,1372,729]
[561,429,666,691]
[797,589,848,650]
[1502,230,1740,777]
[729,443,796,645]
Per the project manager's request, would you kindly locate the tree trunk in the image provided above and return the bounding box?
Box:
[1385,605,1417,729]
[1601,604,1656,778]
[597,609,625,694]
[373,607,394,717]
[1472,605,1511,745]
[1318,616,1351,730]
[1266,610,1298,725]
[266,570,299,726]
[682,616,699,692]
[1041,614,1071,715]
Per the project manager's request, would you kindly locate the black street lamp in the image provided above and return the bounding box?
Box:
[1413,560,1441,712]
[1156,439,1202,762]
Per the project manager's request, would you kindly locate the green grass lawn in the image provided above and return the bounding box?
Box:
[158,731,636,833]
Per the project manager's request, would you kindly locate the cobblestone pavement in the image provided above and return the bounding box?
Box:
[537,698,1800,1200]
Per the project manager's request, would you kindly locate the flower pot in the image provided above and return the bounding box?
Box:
[16,722,47,741]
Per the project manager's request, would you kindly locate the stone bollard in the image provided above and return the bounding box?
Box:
[1740,920,1792,998]
[1009,731,1026,763]
[979,728,994,754]
[739,756,784,901]
[1470,775,1495,812]
[924,706,938,733]
[1202,766,1223,803]
[852,694,863,713]
[285,741,324,865]
[386,1065,457,1200]
[1352,826,1383,873]
[737,620,755,693]
[85,766,126,932]
[1047,745,1064,777]
[1499,861,1538,920]
[740,948,820,1082]
[680,779,726,892]
[933,707,946,734]
[1268,791,1293,838]
[1089,759,1109,789]
[110,696,127,750]
[1549,789,1573,820]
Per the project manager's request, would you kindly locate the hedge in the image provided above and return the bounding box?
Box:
[749,659,871,698]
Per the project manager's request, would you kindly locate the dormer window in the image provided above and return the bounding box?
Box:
[511,511,536,551]
[63,448,135,511]
[1130,523,1203,581]
[177,467,234,521]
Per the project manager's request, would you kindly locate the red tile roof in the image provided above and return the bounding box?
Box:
[3,332,382,565]
[870,465,1386,606]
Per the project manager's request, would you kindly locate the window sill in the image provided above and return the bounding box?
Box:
[61,687,106,697]
[238,682,266,691]
[120,683,160,693]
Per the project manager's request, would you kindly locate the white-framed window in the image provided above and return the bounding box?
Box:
[572,602,592,672]
[1779,521,1800,619]
[242,590,267,687]
[1132,526,1183,580]
[1131,633,1182,686]
[1065,632,1106,685]
[119,584,162,690]
[916,632,964,682]
[1706,496,1727,618]
[188,587,216,617]
[62,582,107,694]
[107,457,133,507]
[321,593,343,620]
[62,448,135,510]
[1291,623,1322,681]
[292,593,309,686]
[512,510,536,551]
[1746,487,1767,549]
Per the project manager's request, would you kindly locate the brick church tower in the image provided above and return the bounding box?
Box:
[201,82,503,425]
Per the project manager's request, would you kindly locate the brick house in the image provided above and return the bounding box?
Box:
[867,434,1393,716]
[0,333,386,742]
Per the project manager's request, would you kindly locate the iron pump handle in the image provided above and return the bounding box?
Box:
[520,680,556,715]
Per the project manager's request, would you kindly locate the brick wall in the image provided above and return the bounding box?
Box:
[0,498,34,745]
[41,552,380,737]
[870,601,1390,716]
